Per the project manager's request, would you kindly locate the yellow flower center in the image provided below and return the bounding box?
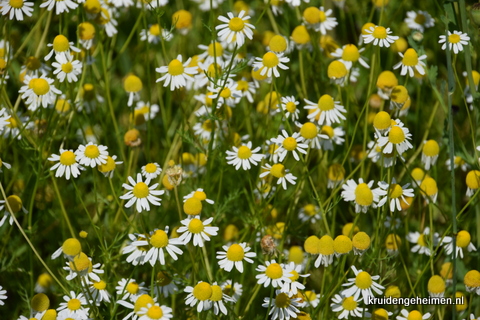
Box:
[236,80,249,92]
[69,252,90,271]
[67,298,81,311]
[423,140,439,157]
[61,62,73,74]
[124,75,142,93]
[126,281,139,294]
[263,52,279,68]
[29,78,50,96]
[362,22,376,35]
[373,112,391,130]
[417,234,427,247]
[318,94,335,111]
[377,71,398,90]
[389,184,403,199]
[420,177,438,196]
[352,232,371,250]
[372,26,387,39]
[184,197,202,215]
[31,293,50,312]
[202,119,212,132]
[226,244,245,261]
[283,137,297,151]
[318,235,334,255]
[285,102,297,113]
[132,182,149,198]
[220,87,232,99]
[25,56,41,70]
[402,48,419,66]
[62,238,81,256]
[83,0,101,14]
[10,0,24,8]
[156,271,173,286]
[188,218,204,233]
[303,7,321,24]
[55,99,70,112]
[269,35,287,52]
[321,125,334,138]
[333,235,352,254]
[149,24,161,36]
[98,156,116,173]
[457,230,471,248]
[390,85,409,103]
[134,295,154,313]
[355,271,372,289]
[59,151,76,166]
[385,234,401,251]
[146,305,163,319]
[464,270,480,288]
[207,42,223,57]
[342,44,360,61]
[328,164,345,181]
[270,163,286,178]
[172,10,192,29]
[37,273,53,288]
[93,280,107,290]
[209,285,223,302]
[150,230,169,248]
[207,64,222,78]
[300,122,317,139]
[304,235,320,254]
[466,170,480,189]
[414,13,426,24]
[407,310,423,320]
[328,60,347,79]
[265,263,283,279]
[193,282,212,301]
[5,194,22,213]
[168,59,184,76]
[79,22,96,40]
[193,190,207,201]
[355,183,373,206]
[275,292,291,308]
[52,35,70,52]
[236,145,254,160]
[342,296,357,311]
[388,126,405,144]
[318,10,327,22]
[288,246,304,264]
[303,204,316,217]
[291,25,310,45]
[428,275,445,294]
[448,34,461,44]
[144,163,157,173]
[228,17,245,32]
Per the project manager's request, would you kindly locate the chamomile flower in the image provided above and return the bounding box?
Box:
[117,293,155,320]
[362,25,399,47]
[120,173,165,213]
[439,31,470,54]
[330,294,367,319]
[183,188,215,207]
[184,281,212,312]
[221,280,243,301]
[404,10,435,32]
[177,216,219,247]
[89,280,111,305]
[303,235,335,267]
[421,140,440,170]
[78,22,95,50]
[124,74,143,107]
[393,48,427,77]
[52,54,83,83]
[44,35,80,61]
[262,290,302,320]
[377,179,415,212]
[303,6,338,35]
[216,11,255,47]
[377,119,413,155]
[57,291,89,320]
[271,130,308,162]
[116,278,147,303]
[397,309,431,320]
[40,0,78,15]
[236,78,257,103]
[0,195,28,227]
[208,79,242,108]
[19,74,62,111]
[253,51,289,78]
[48,149,83,180]
[51,238,82,260]
[304,94,347,125]
[226,141,263,170]
[260,163,297,190]
[441,230,477,259]
[466,170,480,197]
[282,262,309,294]
[256,260,292,288]
[140,24,172,44]
[303,290,320,308]
[151,271,178,298]
[122,233,149,266]
[97,7,118,37]
[64,253,103,282]
[97,155,122,178]
[342,266,384,301]
[318,125,345,150]
[134,228,184,266]
[204,282,236,315]
[341,179,386,213]
[298,204,321,224]
[0,0,34,20]
[216,242,256,273]
[407,227,439,256]
[198,41,228,66]
[155,54,198,91]
[141,163,162,180]
[280,96,300,120]
[75,142,108,168]
[419,177,438,203]
[136,303,173,320]
[331,44,370,69]
[327,163,345,189]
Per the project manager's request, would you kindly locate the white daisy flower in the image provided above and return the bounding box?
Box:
[331,44,370,70]
[341,265,384,301]
[236,78,257,103]
[404,10,435,32]
[122,233,149,266]
[271,130,308,162]
[296,121,329,150]
[330,293,368,319]
[192,0,224,11]
[75,142,108,168]
[259,163,297,190]
[44,35,81,61]
[407,227,439,256]
[253,51,289,78]
[0,195,28,227]
[282,262,309,294]
[88,280,111,305]
[0,0,34,20]
[184,281,213,312]
[362,25,399,47]
[177,215,219,247]
[151,271,178,298]
[256,260,292,289]
[439,30,470,54]
[377,119,413,155]
[207,79,242,108]
[19,74,62,111]
[155,54,198,91]
[98,155,122,178]
[220,280,243,301]
[197,41,229,66]
[303,290,320,308]
[57,291,90,320]
[318,125,345,150]
[97,7,118,37]
[341,179,386,213]
[298,204,321,224]
[393,48,427,77]
[183,188,215,205]
[137,303,173,320]
[304,94,346,126]
[280,96,300,120]
[116,278,147,303]
[304,6,338,35]
[226,141,264,170]
[441,230,476,259]
[52,54,83,83]
[262,290,302,320]
[216,242,256,273]
[139,24,172,44]
[396,309,431,320]
[133,228,184,266]
[40,0,78,15]
[120,173,165,213]
[50,237,82,261]
[216,10,255,47]
[377,179,415,212]
[203,282,236,315]
[63,255,104,282]
[141,162,162,180]
[49,148,83,180]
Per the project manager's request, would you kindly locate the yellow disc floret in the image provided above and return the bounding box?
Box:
[183,197,202,215]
